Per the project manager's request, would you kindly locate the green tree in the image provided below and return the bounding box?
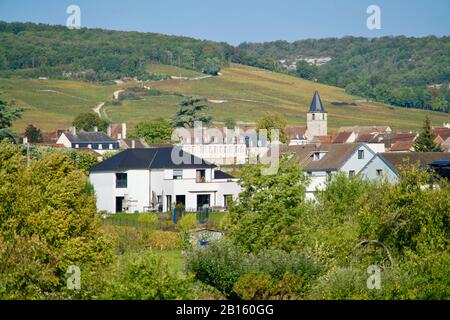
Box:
[0,96,23,142]
[296,60,318,80]
[170,98,212,128]
[256,112,288,143]
[224,118,236,129]
[228,156,310,252]
[0,141,113,299]
[413,116,440,152]
[24,124,43,143]
[72,112,108,132]
[129,118,173,144]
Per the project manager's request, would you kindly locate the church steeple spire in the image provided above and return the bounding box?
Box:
[308,91,326,113]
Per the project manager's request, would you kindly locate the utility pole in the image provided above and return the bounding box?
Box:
[24,137,30,167]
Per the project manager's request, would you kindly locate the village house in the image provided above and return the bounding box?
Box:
[282,143,377,200]
[56,127,120,155]
[361,152,450,183]
[89,147,240,213]
[175,126,269,165]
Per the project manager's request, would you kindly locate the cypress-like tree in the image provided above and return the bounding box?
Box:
[413,116,441,152]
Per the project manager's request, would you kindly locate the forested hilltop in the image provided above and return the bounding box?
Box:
[239,37,450,113]
[0,21,236,80]
[1,22,449,113]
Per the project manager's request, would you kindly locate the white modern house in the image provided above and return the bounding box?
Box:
[89,147,240,213]
[283,143,377,200]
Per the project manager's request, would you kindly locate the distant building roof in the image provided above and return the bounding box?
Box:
[380,152,450,171]
[390,140,415,152]
[339,126,391,135]
[285,126,307,140]
[64,131,117,143]
[308,91,326,113]
[434,128,450,141]
[90,147,216,172]
[121,139,148,149]
[333,132,352,144]
[282,143,364,171]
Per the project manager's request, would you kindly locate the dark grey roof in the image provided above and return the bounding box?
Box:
[214,170,235,179]
[90,147,216,172]
[65,131,116,143]
[308,91,326,113]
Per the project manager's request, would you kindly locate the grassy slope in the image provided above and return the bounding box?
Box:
[0,78,122,131]
[109,63,449,131]
[146,64,203,78]
[2,63,449,132]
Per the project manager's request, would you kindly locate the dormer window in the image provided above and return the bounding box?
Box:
[312,151,325,161]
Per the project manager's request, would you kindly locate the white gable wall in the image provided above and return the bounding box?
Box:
[340,145,375,175]
[360,155,398,183]
[56,133,72,148]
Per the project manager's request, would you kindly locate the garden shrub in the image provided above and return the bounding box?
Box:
[149,231,182,250]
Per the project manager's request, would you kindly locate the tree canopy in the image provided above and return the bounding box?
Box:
[129,118,173,144]
[170,98,212,128]
[72,112,108,132]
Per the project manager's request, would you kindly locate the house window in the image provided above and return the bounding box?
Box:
[196,169,206,183]
[98,144,103,150]
[349,170,355,178]
[358,150,365,159]
[376,169,383,176]
[173,169,183,180]
[166,195,173,211]
[109,144,113,150]
[116,173,127,188]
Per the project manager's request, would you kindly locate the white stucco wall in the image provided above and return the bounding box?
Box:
[89,172,115,213]
[340,145,375,175]
[360,155,398,183]
[90,168,241,213]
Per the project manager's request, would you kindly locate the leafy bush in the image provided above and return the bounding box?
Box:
[149,231,182,250]
[137,213,159,227]
[0,141,113,299]
[102,251,192,300]
[186,240,248,298]
[186,241,321,299]
[178,214,198,231]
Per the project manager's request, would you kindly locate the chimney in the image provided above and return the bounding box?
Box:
[107,125,112,137]
[131,140,136,149]
[93,126,98,132]
[122,123,127,139]
[70,126,77,135]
